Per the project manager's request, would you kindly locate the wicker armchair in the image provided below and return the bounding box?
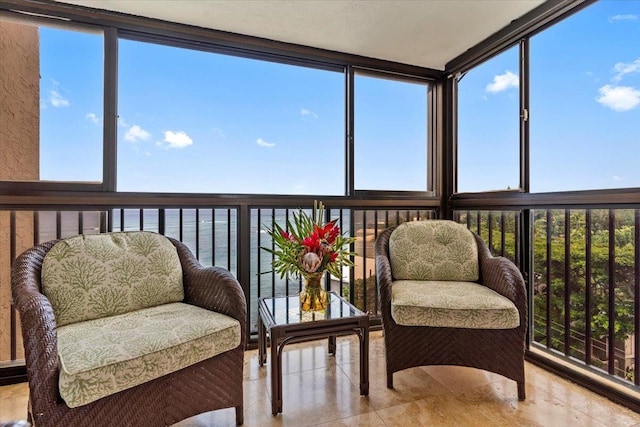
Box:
[375,220,527,400]
[12,233,247,426]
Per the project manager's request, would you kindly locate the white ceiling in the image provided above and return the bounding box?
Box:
[56,0,545,70]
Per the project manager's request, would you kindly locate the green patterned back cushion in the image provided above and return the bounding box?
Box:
[389,220,478,282]
[42,231,184,326]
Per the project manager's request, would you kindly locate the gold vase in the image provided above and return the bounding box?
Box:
[300,272,329,312]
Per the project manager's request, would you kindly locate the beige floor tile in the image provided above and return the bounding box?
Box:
[463,378,614,427]
[0,382,29,423]
[524,363,640,427]
[374,394,495,427]
[310,411,387,427]
[339,355,453,411]
[273,365,374,423]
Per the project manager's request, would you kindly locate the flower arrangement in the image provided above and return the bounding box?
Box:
[262,200,356,284]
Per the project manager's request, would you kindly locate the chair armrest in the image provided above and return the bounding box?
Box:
[480,255,528,329]
[11,240,63,412]
[474,233,527,329]
[169,238,247,349]
[375,227,396,321]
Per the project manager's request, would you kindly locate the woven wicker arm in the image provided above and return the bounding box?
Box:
[169,237,248,349]
[11,240,62,421]
[374,227,395,325]
[476,234,528,333]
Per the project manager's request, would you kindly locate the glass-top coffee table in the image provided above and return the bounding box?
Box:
[258,291,370,415]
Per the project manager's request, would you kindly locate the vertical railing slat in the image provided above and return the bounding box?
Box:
[227,209,232,272]
[546,210,552,348]
[564,209,571,356]
[195,209,200,260]
[500,212,506,257]
[634,208,640,386]
[362,210,368,312]
[10,211,17,361]
[56,211,62,239]
[488,211,494,252]
[585,209,593,366]
[608,209,616,375]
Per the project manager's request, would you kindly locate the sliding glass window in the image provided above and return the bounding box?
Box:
[529,1,640,192]
[457,45,520,193]
[117,39,345,194]
[0,15,104,183]
[354,72,429,192]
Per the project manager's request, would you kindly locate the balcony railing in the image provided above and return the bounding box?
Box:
[2,199,638,406]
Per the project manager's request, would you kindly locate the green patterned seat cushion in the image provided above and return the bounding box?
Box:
[42,231,184,326]
[57,302,241,408]
[389,220,478,282]
[391,280,519,329]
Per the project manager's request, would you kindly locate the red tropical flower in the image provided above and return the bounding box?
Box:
[302,233,321,250]
[326,225,340,244]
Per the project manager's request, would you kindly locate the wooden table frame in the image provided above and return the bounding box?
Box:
[258,291,370,415]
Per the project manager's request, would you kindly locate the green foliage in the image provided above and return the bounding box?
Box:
[532,209,636,348]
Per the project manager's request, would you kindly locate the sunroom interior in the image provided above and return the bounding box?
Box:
[1,0,639,425]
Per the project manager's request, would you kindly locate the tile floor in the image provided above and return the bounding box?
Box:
[1,331,639,427]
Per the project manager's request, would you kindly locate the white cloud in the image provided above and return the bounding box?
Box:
[613,58,640,82]
[301,108,318,119]
[125,125,151,143]
[596,85,640,111]
[256,137,275,148]
[609,14,638,23]
[486,71,519,93]
[85,113,100,125]
[118,117,129,127]
[612,175,626,181]
[163,130,193,149]
[49,90,69,107]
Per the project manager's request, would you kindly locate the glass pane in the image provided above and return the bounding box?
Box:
[117,40,344,194]
[354,74,428,191]
[457,45,520,192]
[530,1,640,192]
[0,18,103,182]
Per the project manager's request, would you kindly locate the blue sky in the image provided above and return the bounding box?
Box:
[39,1,638,194]
[458,0,640,193]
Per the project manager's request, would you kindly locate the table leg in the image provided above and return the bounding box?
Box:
[328,335,336,355]
[258,313,267,366]
[271,330,283,415]
[360,325,369,396]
